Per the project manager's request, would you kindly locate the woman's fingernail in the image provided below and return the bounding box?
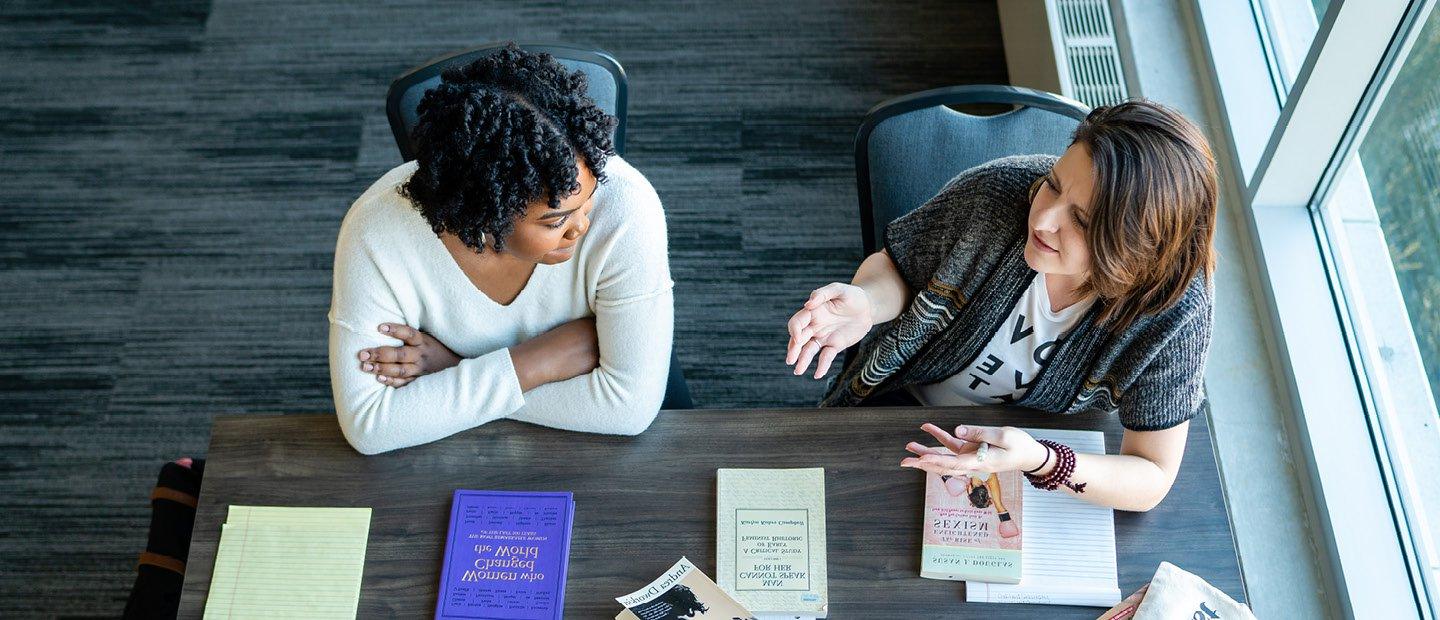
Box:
[359,351,369,360]
[955,425,968,435]
[380,325,390,333]
[362,363,373,371]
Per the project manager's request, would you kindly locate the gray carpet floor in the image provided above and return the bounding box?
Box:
[0,0,1006,615]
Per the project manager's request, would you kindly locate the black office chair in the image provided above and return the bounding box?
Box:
[387,42,628,159]
[854,85,1090,255]
[836,86,1089,379]
[385,43,693,410]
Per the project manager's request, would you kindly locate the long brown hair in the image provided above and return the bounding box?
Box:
[1063,100,1218,331]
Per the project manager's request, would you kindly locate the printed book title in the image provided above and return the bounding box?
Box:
[929,506,992,546]
[616,560,691,606]
[461,544,547,583]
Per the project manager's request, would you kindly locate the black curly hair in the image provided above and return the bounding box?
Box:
[400,43,616,251]
[968,484,992,509]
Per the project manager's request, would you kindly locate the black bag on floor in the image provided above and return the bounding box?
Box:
[122,459,205,620]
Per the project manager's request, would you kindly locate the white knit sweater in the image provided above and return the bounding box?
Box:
[328,155,673,455]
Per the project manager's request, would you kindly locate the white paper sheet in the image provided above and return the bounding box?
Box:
[965,428,1122,607]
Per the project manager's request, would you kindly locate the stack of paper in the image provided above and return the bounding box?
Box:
[965,428,1122,607]
[204,505,372,620]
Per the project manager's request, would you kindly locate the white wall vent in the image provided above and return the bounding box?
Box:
[998,0,1131,108]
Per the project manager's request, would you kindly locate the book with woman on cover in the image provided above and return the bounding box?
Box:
[920,445,1023,583]
[615,557,755,620]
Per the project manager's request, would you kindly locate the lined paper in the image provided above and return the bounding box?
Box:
[204,506,372,620]
[966,428,1121,607]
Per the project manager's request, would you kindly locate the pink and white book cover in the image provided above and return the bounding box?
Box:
[920,447,1023,583]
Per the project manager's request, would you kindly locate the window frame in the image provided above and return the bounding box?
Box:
[1191,0,1439,616]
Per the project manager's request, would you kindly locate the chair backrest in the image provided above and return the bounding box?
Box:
[386,43,628,161]
[855,85,1090,255]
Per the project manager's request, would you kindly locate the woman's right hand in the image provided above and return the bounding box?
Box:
[786,282,875,378]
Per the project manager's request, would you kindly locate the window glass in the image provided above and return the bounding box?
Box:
[1254,0,1329,97]
[1316,5,1440,603]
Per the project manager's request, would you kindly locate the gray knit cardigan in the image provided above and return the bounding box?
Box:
[820,155,1212,431]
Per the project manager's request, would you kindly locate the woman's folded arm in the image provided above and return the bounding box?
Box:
[507,288,672,436]
[329,319,526,455]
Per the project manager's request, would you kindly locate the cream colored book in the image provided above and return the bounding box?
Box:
[716,468,828,619]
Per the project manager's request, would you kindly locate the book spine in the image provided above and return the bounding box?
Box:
[435,490,463,619]
[553,500,574,620]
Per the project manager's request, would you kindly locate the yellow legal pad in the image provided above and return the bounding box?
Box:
[203,506,372,620]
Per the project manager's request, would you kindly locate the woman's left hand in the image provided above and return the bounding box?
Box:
[357,323,461,388]
[901,423,1049,477]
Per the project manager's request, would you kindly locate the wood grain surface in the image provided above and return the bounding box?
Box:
[179,407,1244,618]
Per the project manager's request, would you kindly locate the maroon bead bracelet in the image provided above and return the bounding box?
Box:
[1023,439,1087,493]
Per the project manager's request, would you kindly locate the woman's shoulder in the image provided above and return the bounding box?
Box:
[339,161,426,248]
[942,154,1058,197]
[974,153,1059,176]
[352,161,419,211]
[921,154,1059,228]
[887,154,1057,259]
[1127,274,1214,340]
[1166,274,1214,319]
[587,154,666,236]
[594,155,660,209]
[574,155,672,289]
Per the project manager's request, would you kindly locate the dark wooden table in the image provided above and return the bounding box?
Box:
[178,407,1244,618]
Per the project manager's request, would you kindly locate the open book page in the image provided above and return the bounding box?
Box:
[965,428,1121,607]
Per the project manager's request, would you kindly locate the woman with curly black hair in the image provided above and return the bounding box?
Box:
[327,45,672,455]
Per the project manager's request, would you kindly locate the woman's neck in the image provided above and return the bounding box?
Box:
[1041,271,1090,313]
[439,233,537,306]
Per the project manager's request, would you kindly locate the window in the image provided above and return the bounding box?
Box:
[1252,0,1327,98]
[1312,4,1440,607]
[1194,0,1440,615]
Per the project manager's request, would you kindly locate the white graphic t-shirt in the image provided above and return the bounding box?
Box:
[911,273,1095,406]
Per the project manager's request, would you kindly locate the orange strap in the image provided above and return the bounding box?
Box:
[137,551,186,574]
[150,486,198,508]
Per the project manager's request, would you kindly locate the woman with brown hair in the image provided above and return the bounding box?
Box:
[784,100,1218,511]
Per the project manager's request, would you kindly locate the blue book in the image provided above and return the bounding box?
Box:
[435,490,575,620]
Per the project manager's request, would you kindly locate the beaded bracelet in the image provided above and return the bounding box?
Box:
[1024,439,1087,493]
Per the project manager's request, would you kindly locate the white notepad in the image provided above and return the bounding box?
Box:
[965,428,1121,607]
[204,505,372,620]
